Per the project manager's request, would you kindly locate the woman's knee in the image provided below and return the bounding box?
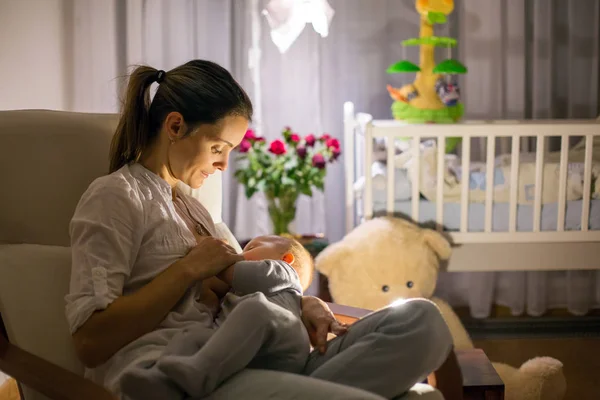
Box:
[383,298,452,354]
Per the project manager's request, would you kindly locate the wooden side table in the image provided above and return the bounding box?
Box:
[457,349,504,400]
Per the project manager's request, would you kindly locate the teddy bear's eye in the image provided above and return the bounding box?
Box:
[381,285,390,292]
[406,281,414,288]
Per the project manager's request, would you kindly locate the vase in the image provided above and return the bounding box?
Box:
[266,192,299,236]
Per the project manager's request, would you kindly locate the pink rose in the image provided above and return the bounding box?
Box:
[269,139,287,155]
[330,147,341,161]
[239,139,251,153]
[290,133,300,143]
[244,129,257,140]
[326,138,340,150]
[312,153,326,169]
[255,137,266,142]
[320,133,331,142]
[296,146,307,158]
[305,134,315,146]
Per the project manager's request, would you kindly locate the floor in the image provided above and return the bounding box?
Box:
[462,306,600,400]
[0,375,18,400]
[475,337,600,400]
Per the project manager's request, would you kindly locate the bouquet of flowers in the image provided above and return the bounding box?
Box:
[234,126,341,235]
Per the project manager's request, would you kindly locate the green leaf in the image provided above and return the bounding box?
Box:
[433,59,468,74]
[300,185,313,196]
[387,60,421,74]
[245,186,258,199]
[401,36,457,47]
[427,11,446,25]
[282,176,295,186]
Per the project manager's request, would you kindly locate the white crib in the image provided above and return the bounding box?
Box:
[344,102,600,273]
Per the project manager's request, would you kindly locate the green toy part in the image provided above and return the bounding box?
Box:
[391,100,464,128]
[433,59,467,74]
[426,11,446,25]
[402,36,457,47]
[386,60,421,73]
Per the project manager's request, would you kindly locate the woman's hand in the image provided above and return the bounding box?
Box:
[300,296,348,353]
[180,236,244,282]
[196,277,230,315]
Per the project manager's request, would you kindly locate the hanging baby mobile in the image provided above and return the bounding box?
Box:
[386,0,467,136]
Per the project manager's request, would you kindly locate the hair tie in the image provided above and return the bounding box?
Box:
[156,70,166,84]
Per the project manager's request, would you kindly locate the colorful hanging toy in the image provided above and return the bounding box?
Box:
[386,0,466,151]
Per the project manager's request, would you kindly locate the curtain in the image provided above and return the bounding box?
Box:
[48,0,600,317]
[440,0,600,318]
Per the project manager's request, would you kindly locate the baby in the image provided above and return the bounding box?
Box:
[120,235,314,400]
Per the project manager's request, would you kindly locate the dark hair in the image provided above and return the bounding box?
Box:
[109,60,253,173]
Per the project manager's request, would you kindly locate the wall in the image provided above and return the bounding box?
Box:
[0,0,67,110]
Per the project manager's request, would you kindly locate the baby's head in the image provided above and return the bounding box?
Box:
[243,235,314,291]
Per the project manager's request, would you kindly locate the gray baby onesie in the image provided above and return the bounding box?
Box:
[120,259,310,400]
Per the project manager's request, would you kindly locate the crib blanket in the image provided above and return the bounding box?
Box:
[395,140,600,205]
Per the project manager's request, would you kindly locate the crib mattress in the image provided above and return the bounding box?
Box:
[371,199,600,232]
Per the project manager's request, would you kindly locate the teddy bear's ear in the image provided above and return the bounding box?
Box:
[314,242,349,276]
[422,229,452,260]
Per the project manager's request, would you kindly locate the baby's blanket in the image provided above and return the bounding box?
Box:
[396,140,600,205]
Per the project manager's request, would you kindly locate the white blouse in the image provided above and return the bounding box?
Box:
[65,163,220,396]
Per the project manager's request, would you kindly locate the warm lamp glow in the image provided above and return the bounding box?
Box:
[263,0,335,53]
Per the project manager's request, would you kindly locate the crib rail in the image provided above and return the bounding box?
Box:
[357,118,600,244]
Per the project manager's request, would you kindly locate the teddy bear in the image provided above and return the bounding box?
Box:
[315,216,566,400]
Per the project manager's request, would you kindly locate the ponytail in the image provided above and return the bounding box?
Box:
[109,66,158,173]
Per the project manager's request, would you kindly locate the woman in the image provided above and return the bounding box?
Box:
[66,59,453,400]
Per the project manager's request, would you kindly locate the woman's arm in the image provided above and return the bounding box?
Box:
[72,260,195,368]
[73,235,242,368]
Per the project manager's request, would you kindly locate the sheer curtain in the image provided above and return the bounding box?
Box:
[58,0,599,317]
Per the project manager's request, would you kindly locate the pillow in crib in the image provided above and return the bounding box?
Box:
[372,164,412,202]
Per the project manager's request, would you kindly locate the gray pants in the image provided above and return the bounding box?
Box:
[120,292,309,400]
[122,298,452,400]
[301,298,453,399]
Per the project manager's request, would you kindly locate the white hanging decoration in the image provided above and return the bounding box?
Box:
[263,0,335,54]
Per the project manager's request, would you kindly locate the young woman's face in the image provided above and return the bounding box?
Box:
[169,114,248,189]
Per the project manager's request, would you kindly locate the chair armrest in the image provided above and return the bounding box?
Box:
[0,333,116,400]
[328,302,463,400]
[428,348,464,400]
[326,302,371,325]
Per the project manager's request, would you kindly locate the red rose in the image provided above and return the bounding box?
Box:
[269,139,287,155]
[255,137,266,142]
[320,133,331,141]
[305,134,315,146]
[290,133,300,143]
[326,138,340,150]
[239,139,251,153]
[297,146,307,158]
[312,153,326,169]
[330,147,341,161]
[244,129,257,140]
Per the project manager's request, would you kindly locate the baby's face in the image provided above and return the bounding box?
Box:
[243,235,289,261]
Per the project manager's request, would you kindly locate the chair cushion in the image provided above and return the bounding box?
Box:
[0,244,83,376]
